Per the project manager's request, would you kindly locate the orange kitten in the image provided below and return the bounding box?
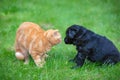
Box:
[15,22,61,67]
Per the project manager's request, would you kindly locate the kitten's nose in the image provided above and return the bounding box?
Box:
[58,38,62,43]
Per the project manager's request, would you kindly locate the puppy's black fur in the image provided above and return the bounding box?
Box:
[64,25,120,68]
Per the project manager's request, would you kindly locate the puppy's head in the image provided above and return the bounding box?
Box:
[44,29,62,45]
[64,25,86,45]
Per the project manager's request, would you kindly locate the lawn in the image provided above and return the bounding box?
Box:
[0,0,120,80]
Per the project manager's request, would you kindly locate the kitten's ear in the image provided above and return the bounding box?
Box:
[44,31,49,37]
[44,29,53,38]
[55,29,59,32]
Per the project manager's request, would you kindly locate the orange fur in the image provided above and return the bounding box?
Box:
[15,22,61,67]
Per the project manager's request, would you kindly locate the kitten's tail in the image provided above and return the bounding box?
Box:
[15,52,25,60]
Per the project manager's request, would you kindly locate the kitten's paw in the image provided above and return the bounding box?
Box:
[36,63,44,68]
[24,60,29,65]
[45,54,49,58]
[15,52,24,60]
[35,59,45,68]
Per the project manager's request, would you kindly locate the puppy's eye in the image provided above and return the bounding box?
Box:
[71,29,77,32]
[71,28,78,32]
[71,31,75,34]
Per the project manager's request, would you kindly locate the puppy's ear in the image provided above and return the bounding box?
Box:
[77,29,87,39]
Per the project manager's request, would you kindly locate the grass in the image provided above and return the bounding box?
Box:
[0,0,120,80]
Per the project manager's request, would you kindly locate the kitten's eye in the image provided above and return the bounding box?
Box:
[54,32,58,36]
[55,32,58,36]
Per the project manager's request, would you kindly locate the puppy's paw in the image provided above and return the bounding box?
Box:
[71,65,81,69]
[69,59,75,62]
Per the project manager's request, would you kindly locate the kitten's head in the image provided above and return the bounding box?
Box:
[44,29,62,45]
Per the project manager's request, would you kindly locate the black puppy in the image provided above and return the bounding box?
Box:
[64,25,120,68]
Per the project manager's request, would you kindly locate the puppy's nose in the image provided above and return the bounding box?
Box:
[64,38,68,44]
[73,41,76,45]
[69,33,74,39]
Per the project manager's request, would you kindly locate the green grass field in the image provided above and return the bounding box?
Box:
[0,0,120,80]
